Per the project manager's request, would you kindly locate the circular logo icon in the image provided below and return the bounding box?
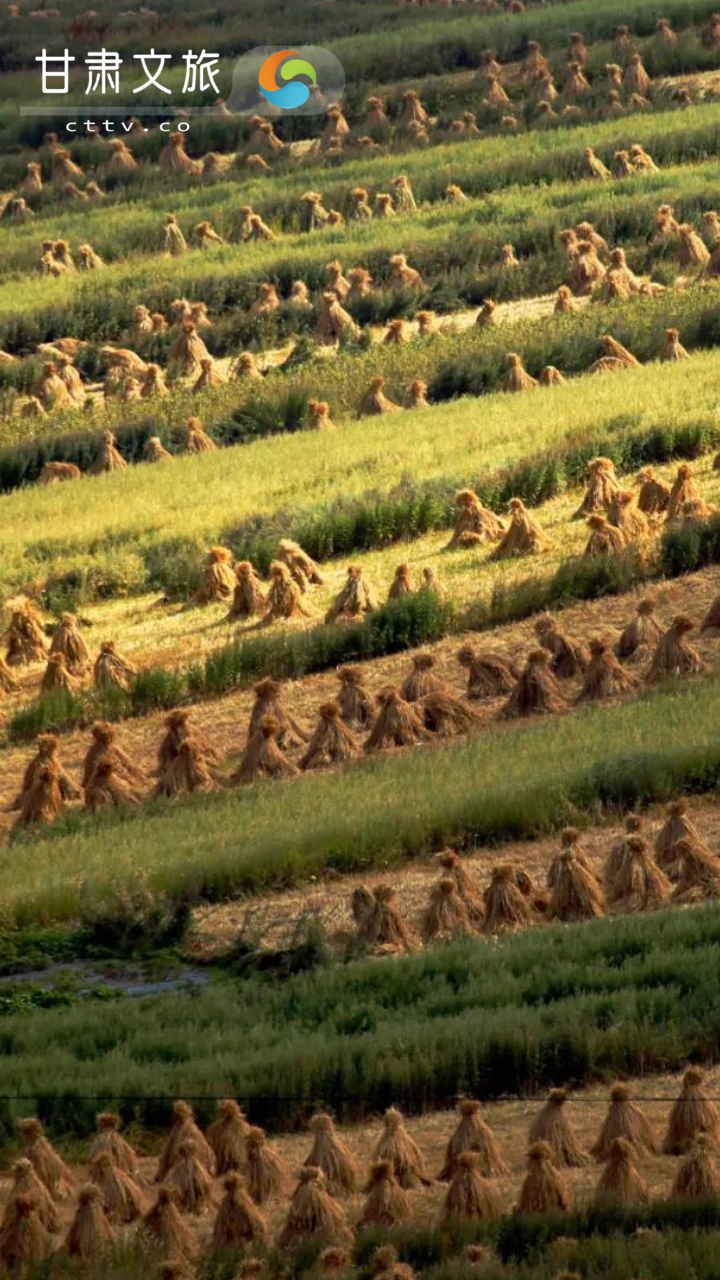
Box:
[258,49,317,109]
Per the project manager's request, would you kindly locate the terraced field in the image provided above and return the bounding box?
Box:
[5,0,720,1275]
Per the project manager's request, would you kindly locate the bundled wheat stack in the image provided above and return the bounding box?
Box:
[581,145,611,181]
[594,1137,650,1206]
[6,1159,58,1232]
[446,488,505,548]
[501,352,537,393]
[534,615,590,677]
[245,1126,287,1203]
[476,298,497,328]
[8,734,80,815]
[384,319,411,347]
[421,690,482,736]
[365,687,432,750]
[141,1186,198,1260]
[421,878,476,942]
[617,599,664,660]
[457,645,519,699]
[88,429,127,475]
[435,850,484,925]
[302,1114,357,1196]
[672,839,720,903]
[632,465,666,514]
[316,292,360,345]
[84,754,143,812]
[319,263,351,308]
[493,498,549,559]
[348,267,372,301]
[10,766,64,835]
[326,567,377,624]
[232,717,299,784]
[647,615,705,682]
[203,1099,250,1176]
[483,866,533,934]
[231,352,262,381]
[438,1100,506,1180]
[156,1101,215,1182]
[583,515,627,557]
[655,800,710,877]
[307,399,335,430]
[63,1184,115,1258]
[589,334,641,375]
[607,490,649,542]
[607,834,670,912]
[300,703,360,770]
[578,638,641,701]
[375,193,395,220]
[279,1167,353,1248]
[555,285,579,315]
[212,1172,267,1248]
[671,1134,720,1198]
[0,1196,50,1269]
[517,1142,573,1213]
[5,599,48,665]
[90,1152,149,1223]
[336,667,373,729]
[247,677,308,749]
[569,241,607,296]
[358,376,401,415]
[163,1139,216,1214]
[92,640,137,693]
[400,653,444,702]
[591,1083,658,1159]
[89,1111,141,1177]
[352,885,417,953]
[373,1108,431,1188]
[277,538,324,587]
[441,1152,501,1224]
[623,53,652,96]
[163,214,187,256]
[664,1067,720,1154]
[678,223,710,271]
[408,379,429,409]
[288,280,311,310]
[501,649,567,718]
[262,562,313,623]
[660,326,690,362]
[604,814,644,890]
[529,1089,590,1167]
[227,562,267,621]
[41,651,80,695]
[360,1160,411,1227]
[390,175,418,214]
[549,850,605,921]
[666,464,697,521]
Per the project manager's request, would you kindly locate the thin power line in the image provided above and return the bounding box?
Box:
[0,1094,713,1104]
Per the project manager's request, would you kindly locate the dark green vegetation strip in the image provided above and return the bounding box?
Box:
[1,904,720,1135]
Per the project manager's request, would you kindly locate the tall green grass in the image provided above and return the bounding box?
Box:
[1,903,720,1134]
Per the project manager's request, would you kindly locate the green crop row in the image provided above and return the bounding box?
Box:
[1,902,720,1131]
